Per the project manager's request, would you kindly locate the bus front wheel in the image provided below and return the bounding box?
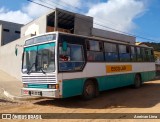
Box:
[134,74,142,88]
[82,80,98,100]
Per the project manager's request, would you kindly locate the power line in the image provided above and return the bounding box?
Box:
[46,0,82,12]
[27,0,158,42]
[45,0,156,40]
[52,0,159,42]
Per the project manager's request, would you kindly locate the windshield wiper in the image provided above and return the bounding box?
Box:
[27,62,35,74]
[38,67,46,74]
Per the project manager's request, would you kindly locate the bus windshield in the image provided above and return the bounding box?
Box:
[22,42,55,73]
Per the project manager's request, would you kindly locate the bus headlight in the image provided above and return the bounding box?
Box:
[48,84,59,89]
[23,84,28,88]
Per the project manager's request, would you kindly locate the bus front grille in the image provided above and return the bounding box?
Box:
[22,75,57,84]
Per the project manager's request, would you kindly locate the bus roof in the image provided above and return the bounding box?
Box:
[25,31,153,49]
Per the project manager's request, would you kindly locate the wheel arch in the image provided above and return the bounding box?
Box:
[84,77,99,90]
[82,77,99,99]
[135,73,142,82]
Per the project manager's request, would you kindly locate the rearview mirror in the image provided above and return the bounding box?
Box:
[15,47,18,56]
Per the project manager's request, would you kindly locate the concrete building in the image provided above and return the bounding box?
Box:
[0,20,23,46]
[21,8,135,44]
[21,8,93,38]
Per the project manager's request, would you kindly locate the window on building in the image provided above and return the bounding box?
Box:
[15,31,20,34]
[104,42,118,61]
[3,29,9,32]
[119,45,130,61]
[86,40,104,61]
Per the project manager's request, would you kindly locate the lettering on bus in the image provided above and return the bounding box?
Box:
[106,65,132,73]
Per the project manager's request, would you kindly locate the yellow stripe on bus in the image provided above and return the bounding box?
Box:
[106,65,132,73]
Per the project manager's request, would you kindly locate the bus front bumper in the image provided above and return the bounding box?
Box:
[21,88,60,98]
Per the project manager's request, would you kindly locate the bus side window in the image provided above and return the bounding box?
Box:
[131,46,136,61]
[141,48,146,61]
[86,40,104,61]
[104,42,118,62]
[136,47,142,61]
[146,48,154,62]
[59,44,71,61]
[59,44,85,71]
[119,45,130,61]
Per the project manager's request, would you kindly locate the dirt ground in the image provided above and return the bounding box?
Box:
[1,79,160,122]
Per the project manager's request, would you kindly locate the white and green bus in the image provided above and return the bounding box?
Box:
[21,32,155,99]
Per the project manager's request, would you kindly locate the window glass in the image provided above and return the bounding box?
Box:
[59,44,85,71]
[70,45,83,61]
[137,47,142,61]
[105,53,119,61]
[25,34,56,46]
[131,47,135,54]
[131,46,136,61]
[119,45,127,53]
[137,47,141,54]
[87,40,102,51]
[87,51,104,61]
[104,43,117,52]
[119,45,130,61]
[37,44,55,72]
[145,48,154,62]
[104,42,118,62]
[86,40,104,61]
[22,43,55,73]
[141,48,145,55]
[141,48,146,61]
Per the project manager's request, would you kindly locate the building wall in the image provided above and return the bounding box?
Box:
[0,25,2,46]
[74,14,93,36]
[0,20,23,46]
[21,15,47,37]
[0,35,31,80]
[92,28,135,44]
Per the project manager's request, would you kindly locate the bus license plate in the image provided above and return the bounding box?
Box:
[30,91,42,96]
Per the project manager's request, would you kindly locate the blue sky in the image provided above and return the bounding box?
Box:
[0,0,160,43]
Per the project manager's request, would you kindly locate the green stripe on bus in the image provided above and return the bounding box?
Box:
[25,46,37,52]
[62,71,155,98]
[38,43,55,50]
[28,84,48,89]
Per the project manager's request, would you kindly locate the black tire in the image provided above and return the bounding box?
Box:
[82,80,97,100]
[134,74,142,88]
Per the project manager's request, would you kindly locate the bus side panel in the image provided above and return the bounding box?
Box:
[61,71,155,98]
[62,78,85,98]
[141,71,156,82]
[97,73,135,91]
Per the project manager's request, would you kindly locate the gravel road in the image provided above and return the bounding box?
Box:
[1,79,160,122]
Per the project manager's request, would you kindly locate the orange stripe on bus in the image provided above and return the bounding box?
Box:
[106,65,132,73]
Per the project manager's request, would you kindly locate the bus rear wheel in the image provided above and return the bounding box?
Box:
[82,80,97,100]
[134,74,142,88]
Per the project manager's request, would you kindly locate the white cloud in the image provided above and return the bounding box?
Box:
[60,0,81,7]
[22,0,51,19]
[0,8,32,24]
[22,0,81,18]
[86,0,146,33]
[0,0,81,24]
